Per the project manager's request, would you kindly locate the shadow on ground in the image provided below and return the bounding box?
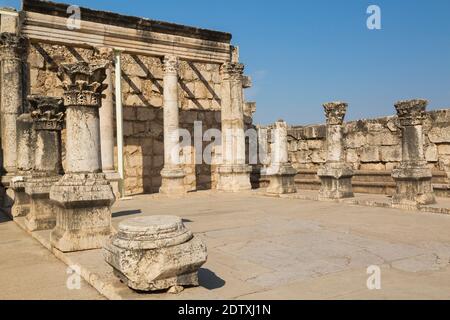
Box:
[112,209,142,218]
[198,268,225,290]
[0,212,11,224]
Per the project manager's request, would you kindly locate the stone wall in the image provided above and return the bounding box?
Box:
[25,42,253,195]
[285,109,450,177]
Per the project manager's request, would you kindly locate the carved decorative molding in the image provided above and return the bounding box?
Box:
[220,62,244,81]
[394,99,427,126]
[28,95,65,130]
[0,32,26,59]
[323,102,348,126]
[59,62,108,108]
[163,55,179,75]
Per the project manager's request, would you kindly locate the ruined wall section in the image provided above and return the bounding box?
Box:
[26,42,225,195]
[285,109,450,177]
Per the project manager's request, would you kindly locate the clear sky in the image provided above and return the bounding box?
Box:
[2,0,450,125]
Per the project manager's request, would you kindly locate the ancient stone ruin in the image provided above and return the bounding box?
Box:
[1,0,450,298]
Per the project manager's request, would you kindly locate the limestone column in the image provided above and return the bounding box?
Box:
[50,62,115,252]
[317,102,354,199]
[10,112,35,218]
[94,47,120,196]
[264,120,297,195]
[160,55,186,195]
[0,33,25,178]
[24,96,64,231]
[217,62,252,192]
[392,99,435,207]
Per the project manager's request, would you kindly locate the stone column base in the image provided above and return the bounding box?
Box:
[10,178,30,218]
[160,167,186,195]
[24,176,60,232]
[1,175,15,217]
[49,173,115,252]
[104,171,121,199]
[264,165,297,195]
[317,163,354,200]
[217,165,252,192]
[104,215,207,292]
[392,166,436,207]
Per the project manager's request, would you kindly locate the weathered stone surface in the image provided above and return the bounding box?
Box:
[104,215,207,292]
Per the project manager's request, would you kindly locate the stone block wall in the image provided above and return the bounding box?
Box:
[285,109,450,177]
[25,42,240,195]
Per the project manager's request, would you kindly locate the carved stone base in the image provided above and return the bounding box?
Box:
[217,165,252,192]
[24,176,60,231]
[10,177,30,218]
[159,167,186,195]
[264,165,297,195]
[392,165,436,207]
[49,173,115,252]
[104,216,207,292]
[318,163,354,199]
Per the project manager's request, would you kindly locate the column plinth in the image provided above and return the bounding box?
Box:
[159,55,186,195]
[217,62,251,192]
[23,96,64,231]
[318,102,354,199]
[263,120,297,195]
[49,62,115,252]
[392,99,435,207]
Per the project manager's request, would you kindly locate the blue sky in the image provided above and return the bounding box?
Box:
[3,0,450,125]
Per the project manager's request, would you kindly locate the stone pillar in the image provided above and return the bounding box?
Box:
[392,99,435,207]
[217,62,252,192]
[317,102,354,199]
[160,55,186,195]
[0,33,25,178]
[24,96,64,231]
[50,62,115,252]
[264,120,297,195]
[10,113,35,218]
[94,47,120,196]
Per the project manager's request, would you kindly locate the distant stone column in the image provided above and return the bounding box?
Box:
[317,102,354,199]
[392,99,435,207]
[264,120,297,195]
[10,113,35,218]
[50,62,115,252]
[24,96,64,231]
[160,55,186,195]
[217,62,252,192]
[0,33,25,177]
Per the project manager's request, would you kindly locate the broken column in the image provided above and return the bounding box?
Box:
[24,96,64,231]
[104,215,207,292]
[264,120,297,195]
[10,113,35,218]
[317,102,354,199]
[217,60,252,192]
[160,55,186,195]
[392,99,435,207]
[50,62,115,252]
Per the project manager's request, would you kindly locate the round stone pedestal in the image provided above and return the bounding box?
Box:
[104,215,207,292]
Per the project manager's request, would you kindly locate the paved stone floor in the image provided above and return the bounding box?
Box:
[5,190,450,299]
[0,213,104,300]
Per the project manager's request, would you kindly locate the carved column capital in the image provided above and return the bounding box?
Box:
[323,102,348,126]
[59,62,108,108]
[394,99,427,126]
[28,95,65,131]
[163,55,179,75]
[0,32,26,60]
[220,62,244,81]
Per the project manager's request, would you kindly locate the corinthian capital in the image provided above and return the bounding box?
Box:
[323,102,348,126]
[394,99,427,126]
[220,62,244,81]
[58,62,108,107]
[28,95,65,131]
[163,55,179,75]
[0,32,26,60]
